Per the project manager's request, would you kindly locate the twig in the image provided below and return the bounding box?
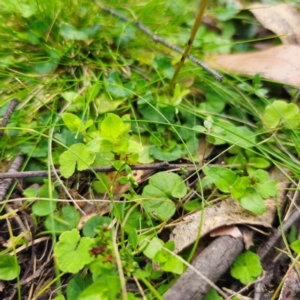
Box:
[0,98,19,139]
[257,208,300,262]
[0,155,25,199]
[99,5,223,82]
[0,162,204,179]
[163,235,244,299]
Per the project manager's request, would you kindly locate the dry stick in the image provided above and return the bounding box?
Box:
[99,5,223,82]
[169,0,209,87]
[258,208,300,262]
[0,162,204,179]
[254,208,300,300]
[0,98,19,139]
[163,235,244,300]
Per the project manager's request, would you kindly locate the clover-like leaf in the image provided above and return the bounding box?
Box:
[290,240,300,253]
[231,176,249,199]
[62,113,82,132]
[231,251,262,284]
[203,289,222,300]
[248,157,271,169]
[45,205,80,232]
[0,255,20,280]
[141,172,186,220]
[207,167,237,193]
[104,71,133,98]
[59,143,96,178]
[141,197,175,221]
[263,100,300,129]
[256,180,277,199]
[100,113,125,140]
[148,172,187,198]
[143,237,164,259]
[54,229,95,273]
[149,144,182,162]
[238,187,266,215]
[32,182,58,216]
[62,113,93,133]
[83,216,113,238]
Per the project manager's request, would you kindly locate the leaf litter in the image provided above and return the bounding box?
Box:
[205,3,300,87]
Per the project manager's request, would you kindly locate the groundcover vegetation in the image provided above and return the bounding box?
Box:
[0,0,300,299]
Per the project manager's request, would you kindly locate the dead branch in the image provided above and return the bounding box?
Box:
[99,5,223,82]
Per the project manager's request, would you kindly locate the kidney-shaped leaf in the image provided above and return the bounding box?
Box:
[59,143,96,178]
[54,229,95,273]
[148,172,187,198]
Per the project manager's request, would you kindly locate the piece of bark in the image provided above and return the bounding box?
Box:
[163,235,244,300]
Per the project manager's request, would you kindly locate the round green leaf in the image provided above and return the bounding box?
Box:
[59,143,96,178]
[238,187,266,215]
[54,229,95,273]
[0,255,20,280]
[208,167,237,193]
[147,172,187,198]
[83,216,113,237]
[231,251,262,284]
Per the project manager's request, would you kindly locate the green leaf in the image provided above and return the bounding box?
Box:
[52,296,65,300]
[138,146,154,164]
[78,277,121,300]
[203,288,222,300]
[32,200,57,217]
[290,240,300,253]
[192,125,206,133]
[224,126,256,148]
[45,205,80,232]
[18,3,37,18]
[250,169,269,183]
[60,24,92,41]
[100,113,125,140]
[59,143,96,178]
[151,56,174,79]
[128,230,138,249]
[207,167,237,193]
[67,274,87,300]
[143,237,164,259]
[55,128,84,147]
[62,113,93,133]
[93,173,110,194]
[82,216,113,238]
[54,229,95,273]
[199,92,226,113]
[288,227,298,244]
[248,157,271,169]
[127,141,143,153]
[184,199,201,211]
[231,251,262,284]
[105,71,133,98]
[231,176,249,199]
[160,253,183,275]
[0,255,20,280]
[32,182,58,216]
[263,100,300,128]
[61,91,83,103]
[149,144,182,162]
[23,187,37,199]
[256,180,277,199]
[148,172,187,198]
[142,197,175,221]
[238,187,266,214]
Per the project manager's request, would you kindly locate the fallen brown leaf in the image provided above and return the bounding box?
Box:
[248,3,300,45]
[205,45,300,87]
[170,170,289,254]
